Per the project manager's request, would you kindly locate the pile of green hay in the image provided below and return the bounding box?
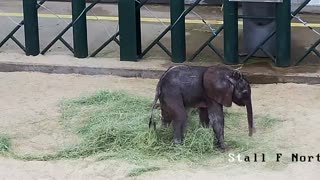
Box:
[22,90,279,162]
[0,135,11,154]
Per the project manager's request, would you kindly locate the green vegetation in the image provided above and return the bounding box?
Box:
[0,135,11,154]
[128,166,161,177]
[17,90,281,164]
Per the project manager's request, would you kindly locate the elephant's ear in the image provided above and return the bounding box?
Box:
[203,67,235,107]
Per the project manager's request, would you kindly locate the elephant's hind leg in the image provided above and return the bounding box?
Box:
[163,97,187,145]
[199,108,210,128]
[160,104,172,128]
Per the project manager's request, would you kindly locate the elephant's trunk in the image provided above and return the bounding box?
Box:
[246,98,255,136]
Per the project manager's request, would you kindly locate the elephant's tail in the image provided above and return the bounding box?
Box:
[148,65,183,130]
[148,81,161,130]
[148,66,176,130]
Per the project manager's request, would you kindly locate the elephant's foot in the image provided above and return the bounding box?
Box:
[215,142,226,152]
[173,138,182,145]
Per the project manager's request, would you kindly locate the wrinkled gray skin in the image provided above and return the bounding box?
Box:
[149,65,255,150]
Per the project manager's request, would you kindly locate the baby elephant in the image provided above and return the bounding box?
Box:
[149,65,255,150]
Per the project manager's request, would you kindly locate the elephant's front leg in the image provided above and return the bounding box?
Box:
[208,102,225,151]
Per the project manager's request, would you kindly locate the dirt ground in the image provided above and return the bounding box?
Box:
[1,70,320,179]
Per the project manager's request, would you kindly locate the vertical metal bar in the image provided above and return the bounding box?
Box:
[276,1,291,67]
[135,0,142,57]
[223,0,238,65]
[22,0,40,56]
[118,0,141,61]
[170,0,186,63]
[72,0,88,58]
[91,0,147,58]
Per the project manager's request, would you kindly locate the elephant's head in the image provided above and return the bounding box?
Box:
[203,65,255,136]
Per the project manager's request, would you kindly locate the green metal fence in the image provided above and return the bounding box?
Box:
[0,0,318,67]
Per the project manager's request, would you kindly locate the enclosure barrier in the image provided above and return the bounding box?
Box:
[170,0,186,62]
[293,7,320,65]
[23,0,41,56]
[138,0,202,62]
[104,0,318,65]
[72,0,88,58]
[296,38,320,65]
[188,3,224,61]
[224,0,291,66]
[189,26,224,62]
[131,0,224,63]
[117,0,188,62]
[223,0,238,65]
[118,0,142,61]
[240,0,314,66]
[0,0,46,55]
[0,0,318,66]
[41,0,102,58]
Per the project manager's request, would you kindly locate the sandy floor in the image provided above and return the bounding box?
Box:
[1,72,320,179]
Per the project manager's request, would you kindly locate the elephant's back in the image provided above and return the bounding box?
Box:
[159,65,207,104]
[160,65,207,85]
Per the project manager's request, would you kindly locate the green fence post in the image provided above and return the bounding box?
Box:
[72,0,88,58]
[170,0,186,63]
[223,0,238,64]
[22,0,40,56]
[118,0,141,61]
[276,1,291,67]
[135,0,142,58]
